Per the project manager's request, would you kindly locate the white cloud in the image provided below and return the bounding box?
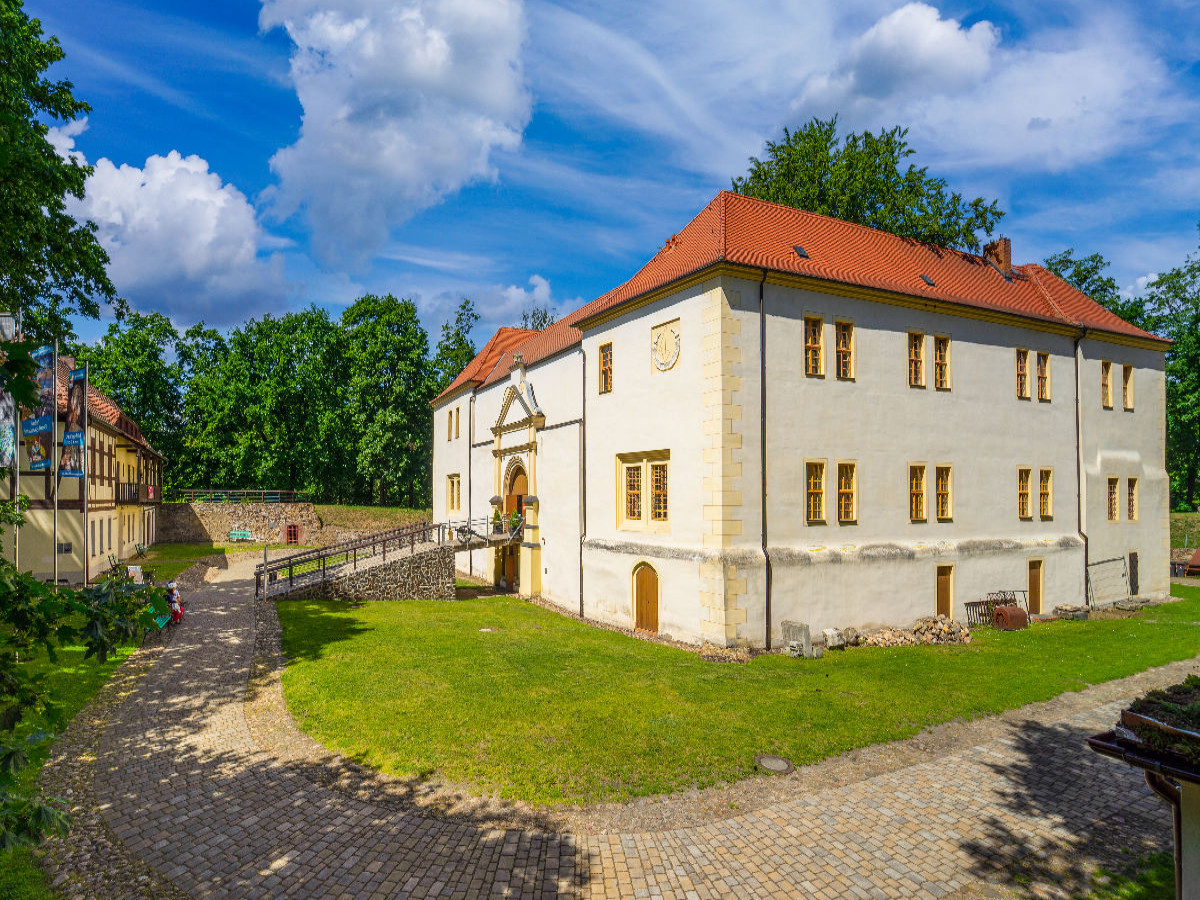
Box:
[52,122,288,324]
[795,3,1186,171]
[809,4,997,101]
[260,0,531,268]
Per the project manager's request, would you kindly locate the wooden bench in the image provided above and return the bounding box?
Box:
[228,529,253,542]
[133,543,149,558]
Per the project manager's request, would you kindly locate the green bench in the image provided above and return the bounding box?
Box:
[228,529,253,541]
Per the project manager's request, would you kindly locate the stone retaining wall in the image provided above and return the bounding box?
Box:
[159,503,322,545]
[282,546,456,601]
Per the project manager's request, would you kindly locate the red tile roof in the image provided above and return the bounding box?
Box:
[54,357,161,456]
[440,191,1164,402]
[433,327,537,403]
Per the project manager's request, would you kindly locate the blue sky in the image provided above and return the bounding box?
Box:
[30,0,1200,346]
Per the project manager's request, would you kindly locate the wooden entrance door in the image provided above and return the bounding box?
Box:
[503,547,518,590]
[936,565,953,618]
[634,565,659,633]
[505,467,528,517]
[1028,559,1043,614]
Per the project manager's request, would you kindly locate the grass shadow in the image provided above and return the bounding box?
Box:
[273,597,373,662]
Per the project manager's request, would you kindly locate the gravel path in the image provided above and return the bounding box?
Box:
[36,556,1198,899]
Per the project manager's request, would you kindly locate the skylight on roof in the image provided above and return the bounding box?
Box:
[920,274,935,287]
[793,245,809,260]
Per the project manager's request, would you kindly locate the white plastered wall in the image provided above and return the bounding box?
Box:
[581,281,721,644]
[1078,340,1170,600]
[755,278,1087,639]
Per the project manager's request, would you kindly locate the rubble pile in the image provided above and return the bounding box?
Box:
[862,615,971,647]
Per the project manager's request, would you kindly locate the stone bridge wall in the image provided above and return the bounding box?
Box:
[159,502,322,545]
[280,546,456,602]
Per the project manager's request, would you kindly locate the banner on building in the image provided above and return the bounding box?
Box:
[0,314,17,468]
[60,368,86,477]
[22,345,55,471]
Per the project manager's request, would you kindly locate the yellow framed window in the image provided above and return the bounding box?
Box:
[625,464,642,520]
[935,466,952,520]
[1107,477,1119,521]
[1123,365,1133,410]
[1127,477,1138,521]
[1037,352,1050,401]
[454,406,460,439]
[1017,467,1031,518]
[806,461,825,523]
[447,475,461,512]
[804,316,824,376]
[1101,360,1112,408]
[837,463,856,523]
[599,343,613,394]
[650,463,668,521]
[909,465,926,521]
[1016,349,1030,399]
[835,321,854,379]
[447,410,453,441]
[1039,468,1052,518]
[934,336,950,390]
[908,333,924,387]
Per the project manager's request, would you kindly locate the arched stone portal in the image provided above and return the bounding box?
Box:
[498,460,528,593]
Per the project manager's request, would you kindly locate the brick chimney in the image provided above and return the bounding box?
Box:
[984,237,1012,279]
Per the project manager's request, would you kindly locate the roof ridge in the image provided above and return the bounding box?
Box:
[1020,263,1079,327]
[720,190,980,262]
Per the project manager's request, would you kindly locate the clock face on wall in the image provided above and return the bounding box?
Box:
[652,319,681,371]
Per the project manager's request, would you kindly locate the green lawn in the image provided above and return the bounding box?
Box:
[137,541,317,582]
[277,585,1200,806]
[313,505,429,532]
[1171,511,1200,549]
[1077,852,1174,900]
[0,634,135,899]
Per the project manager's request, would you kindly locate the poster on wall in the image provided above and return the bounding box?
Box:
[60,368,86,477]
[21,345,55,471]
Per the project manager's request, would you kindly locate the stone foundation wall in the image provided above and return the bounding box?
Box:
[282,547,456,602]
[159,503,322,545]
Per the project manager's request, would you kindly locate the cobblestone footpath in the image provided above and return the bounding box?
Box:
[86,559,1190,899]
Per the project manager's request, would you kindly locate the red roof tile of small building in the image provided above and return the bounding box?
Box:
[442,191,1164,401]
[54,357,161,456]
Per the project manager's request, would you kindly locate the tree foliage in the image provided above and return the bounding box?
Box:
[732,116,1004,253]
[343,295,433,506]
[0,494,167,848]
[431,298,479,394]
[75,311,183,465]
[0,0,117,342]
[1141,243,1200,508]
[519,303,554,332]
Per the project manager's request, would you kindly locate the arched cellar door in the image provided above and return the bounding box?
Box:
[634,564,659,633]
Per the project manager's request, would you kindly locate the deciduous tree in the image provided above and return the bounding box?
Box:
[0,0,118,342]
[732,116,1003,253]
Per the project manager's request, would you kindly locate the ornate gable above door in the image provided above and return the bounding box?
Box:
[492,380,545,436]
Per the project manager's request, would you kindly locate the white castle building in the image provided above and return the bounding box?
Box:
[431,192,1169,648]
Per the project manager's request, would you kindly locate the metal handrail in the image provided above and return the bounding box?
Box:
[254,520,442,598]
[167,488,311,504]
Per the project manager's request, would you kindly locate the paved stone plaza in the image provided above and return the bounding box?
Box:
[49,558,1191,898]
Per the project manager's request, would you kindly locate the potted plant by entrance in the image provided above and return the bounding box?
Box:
[509,510,521,531]
[492,509,504,534]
